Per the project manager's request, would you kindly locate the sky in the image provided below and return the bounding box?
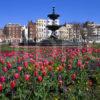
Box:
[0,0,100,27]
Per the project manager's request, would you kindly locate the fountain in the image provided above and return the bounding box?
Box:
[39,7,64,46]
[47,7,62,39]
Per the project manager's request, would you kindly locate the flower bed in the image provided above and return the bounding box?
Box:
[0,47,100,100]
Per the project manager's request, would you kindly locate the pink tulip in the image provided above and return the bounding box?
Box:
[0,76,6,83]
[2,67,8,72]
[17,66,22,72]
[14,73,20,79]
[23,62,28,68]
[24,74,30,81]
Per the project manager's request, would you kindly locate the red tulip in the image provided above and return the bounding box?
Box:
[30,59,35,64]
[57,66,63,72]
[0,76,6,83]
[0,59,4,65]
[7,62,12,69]
[71,73,76,81]
[39,61,43,66]
[77,60,82,67]
[23,62,28,68]
[2,67,8,72]
[42,71,47,76]
[35,62,39,68]
[17,66,22,72]
[10,80,16,89]
[0,84,3,92]
[68,64,72,70]
[38,76,43,82]
[40,66,45,71]
[14,73,20,79]
[85,61,89,65]
[18,58,21,63]
[25,74,30,81]
[34,71,38,77]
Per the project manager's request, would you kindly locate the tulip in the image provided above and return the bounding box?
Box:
[7,62,12,69]
[42,70,47,76]
[2,67,8,72]
[38,76,43,82]
[0,76,6,83]
[35,62,39,68]
[0,59,4,65]
[85,61,89,65]
[23,62,28,68]
[77,60,82,67]
[0,84,3,92]
[57,66,63,72]
[40,66,45,71]
[17,66,22,72]
[71,73,76,81]
[25,74,30,81]
[48,66,52,71]
[14,73,20,79]
[34,71,38,77]
[68,64,72,70]
[18,58,21,63]
[30,59,35,64]
[10,80,16,89]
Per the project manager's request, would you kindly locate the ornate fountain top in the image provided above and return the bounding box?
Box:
[47,7,62,40]
[48,7,60,20]
[53,7,55,14]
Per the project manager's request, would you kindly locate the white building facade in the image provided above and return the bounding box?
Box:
[36,19,47,42]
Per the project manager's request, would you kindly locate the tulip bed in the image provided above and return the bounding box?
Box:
[0,46,100,100]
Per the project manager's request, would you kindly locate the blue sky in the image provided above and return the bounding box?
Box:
[0,0,100,27]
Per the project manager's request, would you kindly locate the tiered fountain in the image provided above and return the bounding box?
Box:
[39,7,63,46]
[47,7,62,39]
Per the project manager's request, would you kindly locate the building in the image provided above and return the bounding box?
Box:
[28,21,37,42]
[0,29,6,42]
[82,22,100,43]
[83,21,97,35]
[95,24,100,35]
[58,23,82,42]
[4,23,22,44]
[86,23,100,43]
[58,24,70,40]
[58,24,74,40]
[1,21,100,44]
[36,19,47,41]
[72,24,82,42]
